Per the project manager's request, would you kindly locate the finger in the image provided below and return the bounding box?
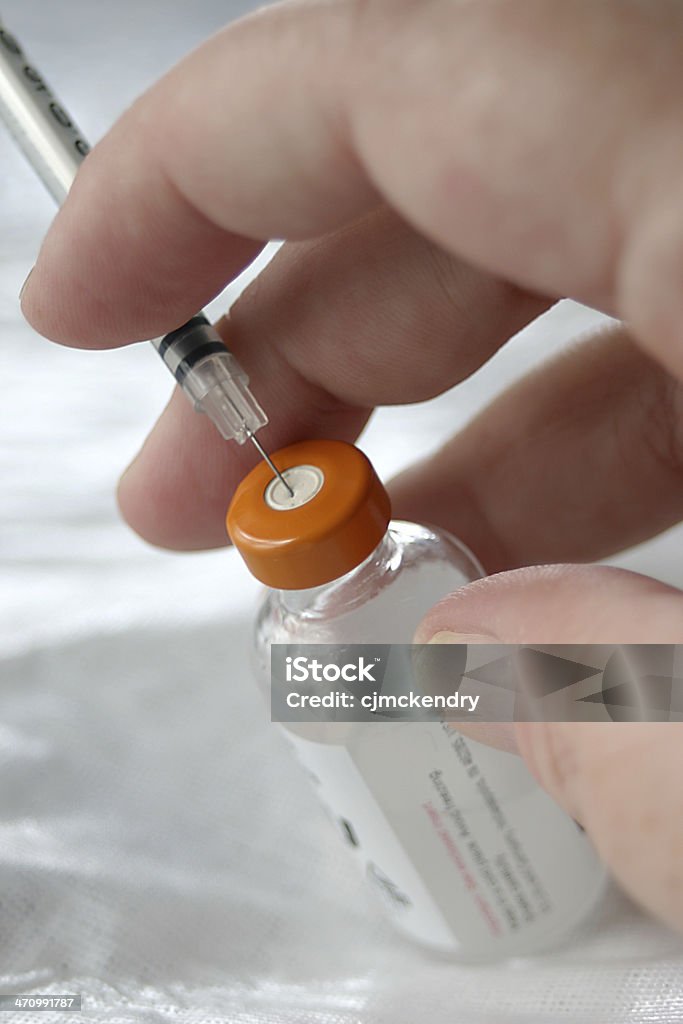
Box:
[118,210,545,549]
[390,324,683,572]
[414,563,683,934]
[18,0,683,383]
[21,1,378,348]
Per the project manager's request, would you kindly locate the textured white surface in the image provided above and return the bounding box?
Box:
[2,3,683,1022]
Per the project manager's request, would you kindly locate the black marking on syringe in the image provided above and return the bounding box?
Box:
[174,341,227,384]
[157,314,210,360]
[0,27,22,56]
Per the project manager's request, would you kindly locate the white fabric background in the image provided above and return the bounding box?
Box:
[2,3,683,1021]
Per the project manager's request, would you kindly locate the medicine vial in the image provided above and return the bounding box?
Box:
[227,440,606,960]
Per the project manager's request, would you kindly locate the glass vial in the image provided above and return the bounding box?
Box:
[227,439,606,960]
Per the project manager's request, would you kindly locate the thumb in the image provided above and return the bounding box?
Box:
[415,564,683,934]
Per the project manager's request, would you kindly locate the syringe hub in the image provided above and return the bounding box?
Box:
[153,315,267,445]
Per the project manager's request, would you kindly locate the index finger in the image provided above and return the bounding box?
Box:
[20,0,683,380]
[21,1,377,347]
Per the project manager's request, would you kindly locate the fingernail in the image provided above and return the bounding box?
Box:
[428,631,495,644]
[426,631,519,752]
[448,721,520,754]
[19,266,34,304]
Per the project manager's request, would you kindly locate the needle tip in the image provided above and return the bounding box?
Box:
[248,432,294,497]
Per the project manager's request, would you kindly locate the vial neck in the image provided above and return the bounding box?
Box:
[277,528,397,614]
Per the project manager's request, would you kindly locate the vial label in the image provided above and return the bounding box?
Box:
[285,730,458,952]
[284,722,605,957]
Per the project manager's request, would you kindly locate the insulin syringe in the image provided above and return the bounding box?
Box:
[0,19,294,496]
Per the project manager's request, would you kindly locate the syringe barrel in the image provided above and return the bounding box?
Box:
[0,21,89,205]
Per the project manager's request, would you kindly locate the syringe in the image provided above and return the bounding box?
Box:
[0,19,294,496]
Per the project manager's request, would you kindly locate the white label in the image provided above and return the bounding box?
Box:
[283,722,605,958]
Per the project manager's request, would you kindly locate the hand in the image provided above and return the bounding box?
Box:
[20,1,683,934]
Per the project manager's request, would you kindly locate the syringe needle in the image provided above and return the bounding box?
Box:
[248,433,294,498]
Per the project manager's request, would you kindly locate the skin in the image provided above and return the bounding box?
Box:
[19,0,683,935]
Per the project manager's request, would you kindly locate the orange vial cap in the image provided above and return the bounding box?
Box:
[226,439,392,590]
